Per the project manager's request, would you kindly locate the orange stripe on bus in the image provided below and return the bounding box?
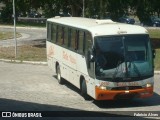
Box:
[95,86,153,100]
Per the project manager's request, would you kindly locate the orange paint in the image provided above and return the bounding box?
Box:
[95,86,153,100]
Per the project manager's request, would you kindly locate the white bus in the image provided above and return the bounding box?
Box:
[46,17,155,100]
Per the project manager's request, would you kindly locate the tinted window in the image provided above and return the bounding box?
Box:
[78,31,85,54]
[51,24,56,43]
[47,22,51,41]
[85,32,92,54]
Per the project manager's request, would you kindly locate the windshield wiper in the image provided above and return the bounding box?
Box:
[127,58,142,78]
[112,60,123,80]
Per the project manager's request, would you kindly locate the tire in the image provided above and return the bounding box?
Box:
[81,79,91,100]
[56,65,64,84]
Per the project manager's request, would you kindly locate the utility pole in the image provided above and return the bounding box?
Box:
[83,0,85,17]
[100,0,103,19]
[13,0,17,58]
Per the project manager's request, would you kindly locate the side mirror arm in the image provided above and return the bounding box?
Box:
[90,54,95,62]
[152,49,156,59]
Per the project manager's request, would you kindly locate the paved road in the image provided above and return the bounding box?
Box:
[0,26,46,47]
[0,62,159,119]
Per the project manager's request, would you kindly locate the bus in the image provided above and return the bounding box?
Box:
[46,17,155,100]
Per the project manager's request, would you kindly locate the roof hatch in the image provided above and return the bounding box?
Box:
[96,19,115,24]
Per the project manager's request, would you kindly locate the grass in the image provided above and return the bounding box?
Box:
[0,45,46,61]
[148,29,160,70]
[0,31,46,62]
[154,49,160,70]
[0,32,21,40]
[148,29,160,38]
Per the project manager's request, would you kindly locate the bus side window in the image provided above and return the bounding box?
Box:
[56,25,58,43]
[85,32,92,54]
[70,29,77,50]
[57,26,64,45]
[61,27,65,45]
[63,27,68,47]
[79,31,85,54]
[68,28,71,48]
[75,30,79,50]
[51,24,56,43]
[47,22,51,41]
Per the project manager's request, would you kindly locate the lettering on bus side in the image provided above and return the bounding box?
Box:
[63,51,69,61]
[100,82,110,87]
[69,55,76,64]
[63,51,76,64]
[116,82,139,87]
[47,46,55,57]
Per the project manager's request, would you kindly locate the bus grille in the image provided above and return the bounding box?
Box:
[111,86,142,90]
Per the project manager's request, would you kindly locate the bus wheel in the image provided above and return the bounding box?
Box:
[81,80,90,100]
[56,65,64,84]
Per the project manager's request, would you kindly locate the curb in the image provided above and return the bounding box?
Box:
[0,59,47,65]
[0,25,46,30]
[154,71,160,75]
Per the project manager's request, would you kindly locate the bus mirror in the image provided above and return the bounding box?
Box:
[90,54,95,62]
[87,51,95,69]
[152,49,156,59]
[88,49,95,62]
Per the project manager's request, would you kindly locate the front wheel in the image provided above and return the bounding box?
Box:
[56,65,64,84]
[81,79,91,100]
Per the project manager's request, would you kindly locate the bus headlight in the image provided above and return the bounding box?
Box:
[146,83,152,88]
[99,86,106,90]
[99,86,111,90]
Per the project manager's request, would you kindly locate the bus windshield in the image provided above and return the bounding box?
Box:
[95,35,153,81]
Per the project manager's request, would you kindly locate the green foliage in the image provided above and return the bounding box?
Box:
[0,1,12,23]
[0,0,160,23]
[154,49,160,70]
[107,0,129,20]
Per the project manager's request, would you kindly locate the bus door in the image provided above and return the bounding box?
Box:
[85,32,95,78]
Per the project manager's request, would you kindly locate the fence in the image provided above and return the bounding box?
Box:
[18,17,47,24]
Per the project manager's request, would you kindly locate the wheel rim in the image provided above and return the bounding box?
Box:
[58,71,61,81]
[57,66,61,81]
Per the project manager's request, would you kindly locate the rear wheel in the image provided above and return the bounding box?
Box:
[56,65,64,84]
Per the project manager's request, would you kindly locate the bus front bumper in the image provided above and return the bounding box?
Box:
[95,86,153,100]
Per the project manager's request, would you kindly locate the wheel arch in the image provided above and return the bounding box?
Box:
[80,75,85,89]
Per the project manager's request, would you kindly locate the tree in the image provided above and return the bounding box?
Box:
[85,0,100,18]
[151,0,160,17]
[107,0,129,21]
[0,0,12,23]
[1,0,160,23]
[129,0,152,24]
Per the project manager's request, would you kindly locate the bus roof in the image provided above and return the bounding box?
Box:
[47,17,148,36]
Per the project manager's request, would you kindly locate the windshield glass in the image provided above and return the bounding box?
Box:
[95,35,153,81]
